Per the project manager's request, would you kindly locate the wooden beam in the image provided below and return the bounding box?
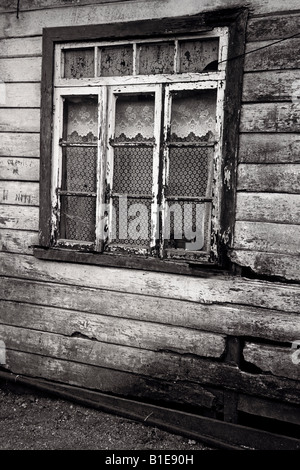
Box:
[1,370,300,450]
[229,249,300,281]
[0,229,37,254]
[244,38,300,72]
[0,133,40,157]
[0,181,39,205]
[237,163,300,193]
[236,193,300,225]
[238,134,300,164]
[247,13,300,42]
[1,252,300,313]
[1,281,300,341]
[0,157,39,181]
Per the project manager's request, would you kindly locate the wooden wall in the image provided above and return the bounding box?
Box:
[0,0,299,431]
[231,13,300,281]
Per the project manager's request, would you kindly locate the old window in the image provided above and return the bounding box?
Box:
[36,13,247,272]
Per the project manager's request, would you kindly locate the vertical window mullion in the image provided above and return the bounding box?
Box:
[95,86,107,252]
[133,43,138,75]
[106,88,116,245]
[160,85,171,258]
[151,85,162,249]
[51,90,64,244]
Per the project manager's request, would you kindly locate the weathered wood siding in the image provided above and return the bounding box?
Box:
[233,12,300,281]
[0,0,299,432]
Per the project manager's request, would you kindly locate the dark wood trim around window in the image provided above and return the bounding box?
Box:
[36,8,248,273]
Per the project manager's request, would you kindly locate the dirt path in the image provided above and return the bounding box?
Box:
[0,385,214,451]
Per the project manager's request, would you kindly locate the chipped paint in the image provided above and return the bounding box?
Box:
[224,167,231,189]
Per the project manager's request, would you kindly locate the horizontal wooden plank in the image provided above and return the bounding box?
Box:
[2,0,300,35]
[0,325,225,380]
[5,349,300,405]
[4,376,298,451]
[0,157,39,181]
[0,181,39,205]
[0,253,300,313]
[1,286,300,342]
[0,0,130,12]
[0,229,37,254]
[0,205,39,230]
[244,38,300,72]
[247,13,300,42]
[242,70,300,102]
[229,250,300,281]
[0,36,42,57]
[238,134,300,164]
[0,303,226,358]
[0,132,40,157]
[237,163,300,193]
[0,83,41,108]
[238,394,300,426]
[3,351,216,410]
[0,57,41,82]
[240,103,300,133]
[236,193,300,224]
[243,343,300,381]
[234,221,300,255]
[0,108,40,133]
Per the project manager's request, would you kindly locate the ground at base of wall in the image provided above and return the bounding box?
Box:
[0,386,214,451]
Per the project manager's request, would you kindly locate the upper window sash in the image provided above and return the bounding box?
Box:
[53,27,228,87]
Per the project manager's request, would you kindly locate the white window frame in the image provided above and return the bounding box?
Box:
[50,27,229,262]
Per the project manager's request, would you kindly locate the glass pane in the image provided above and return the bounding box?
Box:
[168,146,213,198]
[114,94,155,141]
[165,201,210,251]
[60,196,96,241]
[64,96,98,142]
[64,48,94,78]
[170,89,217,141]
[111,197,151,247]
[138,42,174,75]
[113,147,153,195]
[100,45,133,76]
[179,39,219,72]
[63,147,97,192]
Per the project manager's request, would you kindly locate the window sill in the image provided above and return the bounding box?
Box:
[33,247,227,278]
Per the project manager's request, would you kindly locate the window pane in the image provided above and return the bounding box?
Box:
[64,96,98,142]
[168,146,213,198]
[60,196,96,241]
[138,42,174,75]
[99,45,133,76]
[111,197,152,247]
[64,48,95,78]
[113,147,153,195]
[114,94,155,141]
[170,89,217,141]
[179,39,219,72]
[63,147,97,192]
[165,201,210,251]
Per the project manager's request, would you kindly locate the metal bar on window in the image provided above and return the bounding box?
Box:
[166,196,213,202]
[167,142,216,148]
[109,140,155,148]
[59,140,98,147]
[58,189,97,197]
[111,192,153,199]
